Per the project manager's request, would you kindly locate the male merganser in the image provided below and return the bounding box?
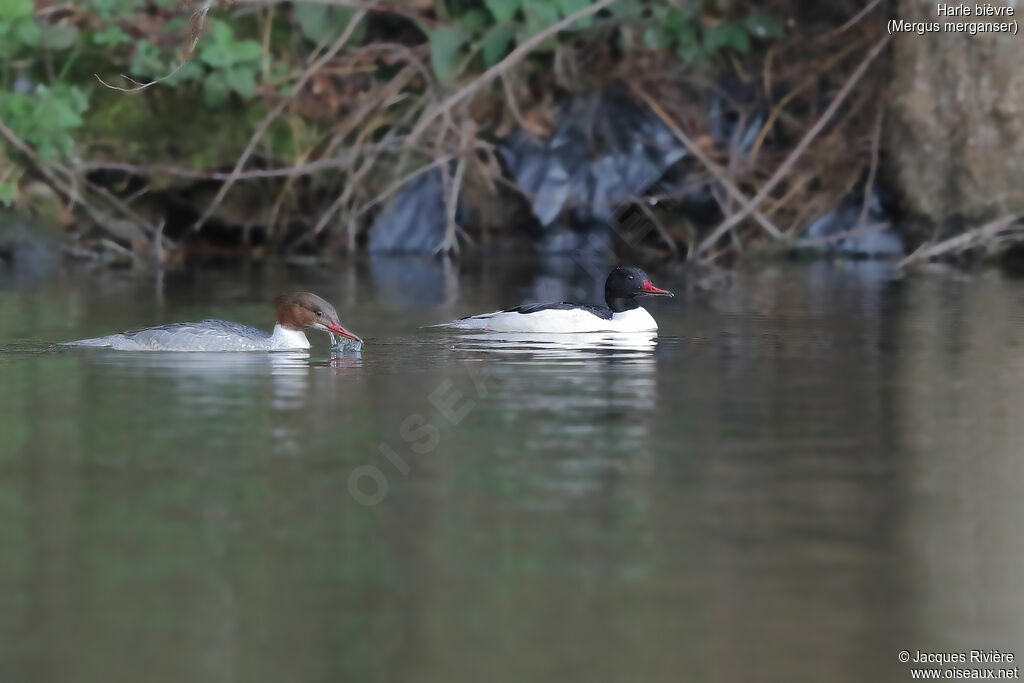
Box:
[65,292,360,351]
[435,267,674,333]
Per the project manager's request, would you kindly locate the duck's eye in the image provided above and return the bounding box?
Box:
[316,310,323,317]
[628,275,634,280]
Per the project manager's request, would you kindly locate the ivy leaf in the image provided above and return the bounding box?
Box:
[664,8,693,33]
[561,0,593,27]
[293,3,329,41]
[92,25,130,46]
[429,25,469,86]
[14,18,40,47]
[484,0,519,23]
[643,26,671,50]
[0,182,16,205]
[704,22,749,54]
[519,1,560,49]
[210,19,232,46]
[481,24,514,67]
[223,66,256,99]
[0,0,34,21]
[458,9,490,32]
[609,0,643,18]
[294,4,364,44]
[556,0,593,28]
[130,40,166,77]
[674,22,701,63]
[202,75,229,108]
[228,39,263,64]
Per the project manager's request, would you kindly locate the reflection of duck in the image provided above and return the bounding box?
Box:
[63,293,360,351]
[455,331,657,357]
[433,267,674,333]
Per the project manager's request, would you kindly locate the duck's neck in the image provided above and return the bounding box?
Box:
[606,295,639,313]
[269,324,310,349]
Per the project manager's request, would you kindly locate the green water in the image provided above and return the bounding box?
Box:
[0,260,1021,682]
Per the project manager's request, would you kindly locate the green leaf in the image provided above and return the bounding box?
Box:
[14,18,40,46]
[674,22,701,63]
[484,0,519,23]
[458,9,490,32]
[704,22,749,54]
[664,8,693,33]
[162,60,202,86]
[223,66,256,99]
[428,25,468,86]
[49,100,84,130]
[556,0,592,28]
[293,4,365,47]
[202,76,229,108]
[130,39,165,76]
[0,0,33,21]
[91,25,130,46]
[210,19,232,46]
[481,24,514,67]
[293,3,329,42]
[609,0,643,18]
[0,182,16,205]
[228,39,263,64]
[519,1,560,48]
[643,26,671,50]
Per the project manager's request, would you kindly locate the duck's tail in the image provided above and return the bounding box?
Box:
[62,336,116,347]
[423,313,496,330]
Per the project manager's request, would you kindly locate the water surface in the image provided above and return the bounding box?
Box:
[0,260,1022,682]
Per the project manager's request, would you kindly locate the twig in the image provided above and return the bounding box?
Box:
[0,116,110,228]
[95,62,188,93]
[80,141,410,180]
[353,153,454,217]
[696,34,891,258]
[407,0,617,145]
[235,0,437,28]
[435,155,466,255]
[634,197,679,257]
[824,0,886,39]
[900,215,1023,267]
[795,220,891,247]
[748,39,865,166]
[189,9,367,232]
[633,85,784,241]
[858,105,884,228]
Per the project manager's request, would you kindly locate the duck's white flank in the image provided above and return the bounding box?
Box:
[442,306,658,334]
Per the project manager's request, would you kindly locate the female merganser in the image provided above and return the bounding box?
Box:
[435,267,674,333]
[65,292,360,351]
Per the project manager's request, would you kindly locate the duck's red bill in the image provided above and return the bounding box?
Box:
[642,280,674,296]
[328,322,362,342]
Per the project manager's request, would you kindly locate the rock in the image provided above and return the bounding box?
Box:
[889,0,1024,232]
[0,217,58,280]
[368,170,454,254]
[798,191,904,257]
[499,92,687,251]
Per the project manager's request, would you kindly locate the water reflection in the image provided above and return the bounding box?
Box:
[452,330,657,358]
[0,263,1022,683]
[434,330,659,569]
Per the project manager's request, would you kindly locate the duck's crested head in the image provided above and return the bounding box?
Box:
[605,267,674,300]
[274,292,361,341]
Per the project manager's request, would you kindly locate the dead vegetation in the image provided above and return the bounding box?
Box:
[3,0,921,267]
